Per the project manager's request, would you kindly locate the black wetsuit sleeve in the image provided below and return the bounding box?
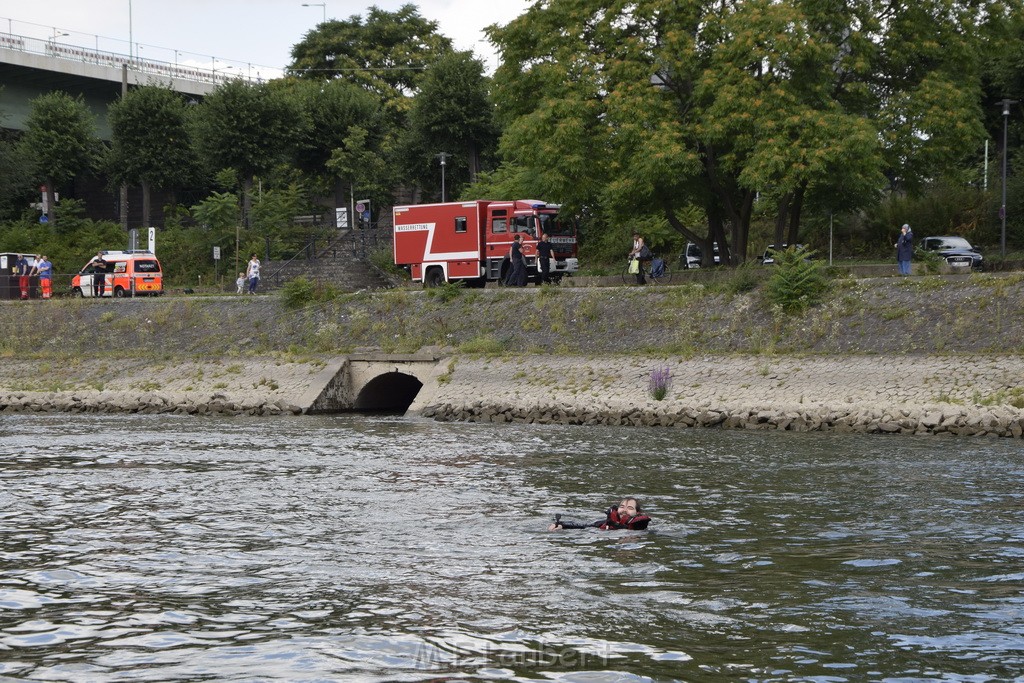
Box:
[558,518,603,529]
[630,518,650,530]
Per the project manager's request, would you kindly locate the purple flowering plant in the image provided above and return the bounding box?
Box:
[649,365,672,401]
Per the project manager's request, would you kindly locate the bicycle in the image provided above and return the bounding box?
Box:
[622,255,673,285]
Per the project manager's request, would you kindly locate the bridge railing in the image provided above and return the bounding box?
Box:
[0,31,260,85]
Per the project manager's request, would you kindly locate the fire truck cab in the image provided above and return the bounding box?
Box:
[393,199,578,287]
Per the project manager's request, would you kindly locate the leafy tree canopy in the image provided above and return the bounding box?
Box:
[20,91,100,224]
[403,51,498,200]
[486,0,1009,262]
[287,3,453,104]
[107,86,197,191]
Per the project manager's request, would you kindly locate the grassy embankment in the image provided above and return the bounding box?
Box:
[1,269,1023,367]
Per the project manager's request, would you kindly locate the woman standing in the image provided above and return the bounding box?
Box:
[895,224,913,276]
[246,254,261,293]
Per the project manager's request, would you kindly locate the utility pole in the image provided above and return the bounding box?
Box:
[436,152,450,202]
[1000,99,1017,258]
[120,64,129,231]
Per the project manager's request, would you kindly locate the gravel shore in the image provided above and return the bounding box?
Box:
[418,354,1024,437]
[2,352,1023,437]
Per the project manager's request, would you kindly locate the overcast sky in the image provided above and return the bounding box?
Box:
[3,0,531,77]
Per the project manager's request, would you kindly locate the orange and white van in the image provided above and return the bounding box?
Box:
[71,250,164,298]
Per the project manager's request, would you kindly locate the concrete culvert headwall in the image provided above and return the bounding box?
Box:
[303,353,443,415]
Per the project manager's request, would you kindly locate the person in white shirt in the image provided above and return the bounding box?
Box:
[246,254,261,294]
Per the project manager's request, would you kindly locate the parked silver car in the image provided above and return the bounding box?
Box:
[683,241,720,269]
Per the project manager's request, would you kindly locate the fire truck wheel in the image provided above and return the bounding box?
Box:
[73,287,84,298]
[424,268,445,288]
[113,286,126,298]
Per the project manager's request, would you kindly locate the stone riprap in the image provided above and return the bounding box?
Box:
[2,354,1023,437]
[419,355,1024,438]
[0,357,316,417]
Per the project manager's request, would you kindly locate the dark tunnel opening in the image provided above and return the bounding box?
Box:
[353,372,424,413]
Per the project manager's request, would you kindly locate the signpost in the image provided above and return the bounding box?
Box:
[356,199,371,227]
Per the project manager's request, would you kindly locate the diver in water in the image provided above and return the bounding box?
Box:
[548,497,650,531]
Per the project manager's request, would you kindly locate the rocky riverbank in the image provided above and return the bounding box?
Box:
[1,272,1023,436]
[418,356,1024,438]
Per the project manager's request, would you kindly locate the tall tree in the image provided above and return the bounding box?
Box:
[20,91,99,226]
[403,51,498,200]
[107,85,198,227]
[192,79,298,228]
[283,78,386,217]
[288,3,452,105]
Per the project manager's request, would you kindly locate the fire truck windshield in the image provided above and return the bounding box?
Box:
[538,213,573,236]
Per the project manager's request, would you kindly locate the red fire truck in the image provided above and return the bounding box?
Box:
[393,199,578,287]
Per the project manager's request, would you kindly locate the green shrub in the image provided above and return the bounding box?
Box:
[458,335,505,355]
[426,280,465,303]
[725,262,762,295]
[914,247,943,274]
[764,247,829,313]
[281,276,339,309]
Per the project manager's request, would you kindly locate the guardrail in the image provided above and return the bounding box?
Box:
[0,31,260,85]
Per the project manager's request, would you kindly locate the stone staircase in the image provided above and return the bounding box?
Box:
[260,229,397,292]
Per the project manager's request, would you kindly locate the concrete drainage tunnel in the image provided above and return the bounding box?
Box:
[352,371,424,413]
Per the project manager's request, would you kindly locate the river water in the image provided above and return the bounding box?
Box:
[1,414,1022,682]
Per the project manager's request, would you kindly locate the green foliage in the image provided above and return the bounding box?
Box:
[106,86,198,224]
[287,4,452,101]
[326,126,391,203]
[368,244,407,280]
[915,246,943,274]
[285,78,384,184]
[20,91,100,225]
[724,263,763,295]
[764,247,829,313]
[191,191,239,234]
[249,183,307,255]
[0,209,125,275]
[0,128,32,220]
[425,279,465,303]
[458,335,505,355]
[281,276,340,309]
[403,51,498,200]
[191,80,299,227]
[486,0,1004,265]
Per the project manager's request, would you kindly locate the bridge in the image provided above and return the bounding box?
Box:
[300,352,447,415]
[0,31,260,137]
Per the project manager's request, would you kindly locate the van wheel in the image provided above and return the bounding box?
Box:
[72,287,84,298]
[424,268,445,288]
[113,286,125,298]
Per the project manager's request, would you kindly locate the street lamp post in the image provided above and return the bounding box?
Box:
[1001,98,1017,259]
[436,152,449,202]
[302,3,327,22]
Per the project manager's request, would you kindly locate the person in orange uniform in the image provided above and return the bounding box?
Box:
[32,254,52,299]
[14,254,31,299]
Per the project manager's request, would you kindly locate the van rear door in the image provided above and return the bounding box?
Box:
[132,258,162,294]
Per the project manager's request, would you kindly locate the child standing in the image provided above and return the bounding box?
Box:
[236,271,246,294]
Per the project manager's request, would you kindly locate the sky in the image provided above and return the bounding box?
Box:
[2,0,532,78]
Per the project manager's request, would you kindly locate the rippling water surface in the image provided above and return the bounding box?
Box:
[1,414,1023,682]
